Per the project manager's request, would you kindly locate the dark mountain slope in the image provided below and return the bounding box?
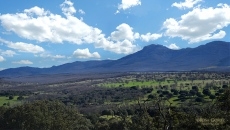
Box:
[170,41,230,70]
[44,60,112,74]
[0,67,42,77]
[102,41,229,71]
[0,41,229,77]
[0,60,113,77]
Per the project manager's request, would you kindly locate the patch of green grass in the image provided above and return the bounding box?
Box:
[100,115,132,121]
[100,115,121,120]
[0,96,21,106]
[100,80,175,88]
[168,96,179,106]
[100,79,218,89]
[98,78,229,107]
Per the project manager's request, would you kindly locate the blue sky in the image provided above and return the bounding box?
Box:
[0,0,230,70]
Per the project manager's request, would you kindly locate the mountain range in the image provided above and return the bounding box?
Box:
[0,41,229,77]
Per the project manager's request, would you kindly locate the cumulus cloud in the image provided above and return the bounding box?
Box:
[8,42,44,53]
[110,23,139,42]
[118,0,141,11]
[73,48,100,59]
[172,0,202,10]
[0,1,142,54]
[0,0,101,44]
[140,33,162,42]
[96,38,140,54]
[94,23,144,54]
[60,0,76,16]
[163,4,230,43]
[1,50,16,57]
[0,38,44,53]
[24,6,49,16]
[0,0,161,55]
[167,43,180,50]
[13,60,33,65]
[0,56,5,62]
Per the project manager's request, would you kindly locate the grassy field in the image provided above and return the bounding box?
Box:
[97,78,227,107]
[100,79,216,88]
[0,96,21,106]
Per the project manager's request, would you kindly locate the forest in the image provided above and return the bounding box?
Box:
[0,72,230,130]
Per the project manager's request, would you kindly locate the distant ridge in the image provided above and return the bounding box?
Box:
[0,41,229,77]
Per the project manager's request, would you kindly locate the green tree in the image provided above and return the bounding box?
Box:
[217,89,230,112]
[0,100,93,130]
[8,95,14,100]
[17,95,24,100]
[209,94,216,102]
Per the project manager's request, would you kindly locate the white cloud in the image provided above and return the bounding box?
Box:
[60,0,76,16]
[73,48,100,59]
[167,43,180,50]
[24,6,49,16]
[0,1,160,55]
[0,56,5,62]
[0,1,140,55]
[79,9,85,14]
[163,4,230,43]
[115,10,120,14]
[0,68,5,71]
[1,50,16,57]
[0,38,44,53]
[95,23,163,54]
[13,60,33,65]
[9,42,44,53]
[39,53,66,59]
[96,38,140,54]
[118,0,141,11]
[110,23,139,42]
[50,55,66,59]
[93,23,143,54]
[0,1,101,44]
[172,0,202,10]
[140,33,162,42]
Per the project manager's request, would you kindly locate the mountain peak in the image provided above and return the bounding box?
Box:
[0,41,229,77]
[143,43,167,48]
[142,44,170,52]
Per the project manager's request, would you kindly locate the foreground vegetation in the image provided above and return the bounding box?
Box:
[0,72,230,129]
[0,90,230,129]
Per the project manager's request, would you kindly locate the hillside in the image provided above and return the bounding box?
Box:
[0,41,229,77]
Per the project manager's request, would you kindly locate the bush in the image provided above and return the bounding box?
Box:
[195,97,203,102]
[192,86,198,91]
[209,95,216,100]
[189,90,196,96]
[222,85,228,89]
[171,89,176,93]
[196,92,203,97]
[157,90,162,94]
[17,96,24,100]
[202,89,211,96]
[166,93,173,98]
[215,92,220,96]
[173,90,179,95]
[219,89,225,93]
[8,95,14,100]
[159,94,164,97]
[148,94,155,99]
[162,91,169,95]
